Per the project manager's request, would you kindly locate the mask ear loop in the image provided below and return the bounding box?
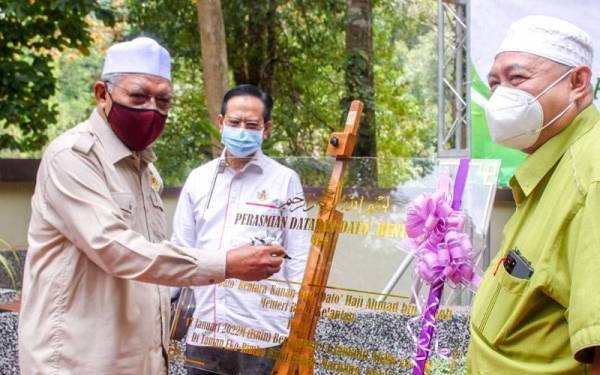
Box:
[500,69,576,142]
[500,98,575,143]
[535,101,575,133]
[503,101,575,142]
[529,68,575,104]
[527,68,576,134]
[489,68,575,112]
[104,82,115,120]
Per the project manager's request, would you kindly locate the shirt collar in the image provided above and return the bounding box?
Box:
[88,108,157,165]
[221,148,266,174]
[511,104,599,203]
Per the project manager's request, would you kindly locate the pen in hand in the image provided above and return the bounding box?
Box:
[251,234,292,260]
[270,242,292,260]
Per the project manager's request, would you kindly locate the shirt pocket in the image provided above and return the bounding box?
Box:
[471,266,530,346]
[149,191,167,241]
[111,192,135,226]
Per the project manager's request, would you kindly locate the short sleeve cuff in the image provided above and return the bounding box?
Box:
[571,324,600,363]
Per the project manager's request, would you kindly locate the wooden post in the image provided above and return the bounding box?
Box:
[272,100,363,375]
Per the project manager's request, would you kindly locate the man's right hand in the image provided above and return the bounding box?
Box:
[225,244,287,281]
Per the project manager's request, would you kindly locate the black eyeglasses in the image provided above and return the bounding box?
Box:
[106,82,172,113]
[223,117,264,131]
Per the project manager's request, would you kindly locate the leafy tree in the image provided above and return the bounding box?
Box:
[261,0,346,157]
[151,58,217,185]
[0,0,115,151]
[196,0,229,156]
[125,0,347,185]
[49,44,104,142]
[373,0,438,185]
[344,0,376,158]
[374,0,437,159]
[125,0,218,183]
[38,0,438,187]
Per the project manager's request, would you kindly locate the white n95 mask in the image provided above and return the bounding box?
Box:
[485,68,575,150]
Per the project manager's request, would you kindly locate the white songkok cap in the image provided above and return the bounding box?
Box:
[497,15,593,67]
[101,37,171,80]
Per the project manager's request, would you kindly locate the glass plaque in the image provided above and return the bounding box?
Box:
[170,157,500,374]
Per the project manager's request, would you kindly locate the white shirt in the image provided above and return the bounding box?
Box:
[172,150,309,349]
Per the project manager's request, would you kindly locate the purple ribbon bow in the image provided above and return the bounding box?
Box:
[406,159,478,374]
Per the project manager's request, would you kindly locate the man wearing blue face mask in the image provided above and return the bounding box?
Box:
[468,16,600,374]
[171,84,310,374]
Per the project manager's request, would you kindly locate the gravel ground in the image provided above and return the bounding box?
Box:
[2,287,468,374]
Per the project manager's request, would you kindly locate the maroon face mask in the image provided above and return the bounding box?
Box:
[106,92,167,151]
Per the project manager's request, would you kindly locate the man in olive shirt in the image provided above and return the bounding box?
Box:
[19,37,286,375]
[468,16,600,374]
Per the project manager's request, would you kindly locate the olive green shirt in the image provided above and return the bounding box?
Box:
[468,105,600,374]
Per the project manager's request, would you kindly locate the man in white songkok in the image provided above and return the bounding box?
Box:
[18,36,287,375]
[468,15,600,374]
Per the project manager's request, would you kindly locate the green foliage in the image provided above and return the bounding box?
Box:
[259,0,346,157]
[124,0,348,185]
[0,0,115,151]
[429,355,467,375]
[0,238,19,289]
[374,0,438,161]
[343,5,376,161]
[151,58,218,185]
[124,0,217,185]
[6,0,439,187]
[124,0,200,60]
[48,47,104,141]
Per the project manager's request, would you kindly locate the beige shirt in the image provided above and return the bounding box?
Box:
[18,109,226,375]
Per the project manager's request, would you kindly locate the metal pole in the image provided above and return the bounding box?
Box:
[454,2,464,150]
[437,0,445,156]
[465,0,472,155]
[377,253,415,302]
[437,0,470,157]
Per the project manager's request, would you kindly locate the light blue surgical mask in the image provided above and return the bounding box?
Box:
[221,124,264,157]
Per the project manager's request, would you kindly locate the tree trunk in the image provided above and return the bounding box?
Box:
[196,0,229,157]
[223,0,277,93]
[344,0,376,185]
